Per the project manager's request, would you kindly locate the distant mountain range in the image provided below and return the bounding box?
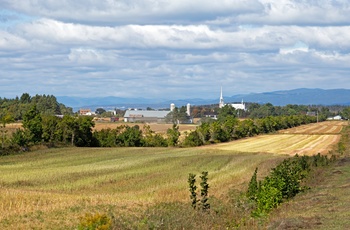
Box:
[57,88,350,111]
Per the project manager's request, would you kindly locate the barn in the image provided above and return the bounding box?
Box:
[123,110,170,123]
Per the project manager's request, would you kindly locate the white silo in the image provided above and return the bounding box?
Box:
[186,103,190,116]
[170,103,175,112]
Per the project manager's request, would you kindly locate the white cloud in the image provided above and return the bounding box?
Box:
[0,1,350,99]
[238,0,350,26]
[10,18,350,53]
[1,0,263,25]
[280,41,309,54]
[0,30,28,50]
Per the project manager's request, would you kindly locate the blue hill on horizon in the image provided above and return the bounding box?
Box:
[57,88,350,111]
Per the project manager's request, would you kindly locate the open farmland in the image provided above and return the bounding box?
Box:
[0,121,346,229]
[212,121,344,156]
[0,147,284,229]
[278,121,346,134]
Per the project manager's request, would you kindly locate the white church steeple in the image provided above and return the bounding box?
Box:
[219,87,224,108]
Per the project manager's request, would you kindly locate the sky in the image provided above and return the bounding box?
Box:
[1,0,350,100]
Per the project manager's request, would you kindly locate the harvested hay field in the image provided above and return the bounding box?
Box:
[279,120,346,134]
[0,147,283,229]
[208,121,345,156]
[213,134,340,156]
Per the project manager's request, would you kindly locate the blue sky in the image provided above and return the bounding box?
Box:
[1,0,350,99]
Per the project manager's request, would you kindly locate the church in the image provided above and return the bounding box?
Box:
[219,87,246,111]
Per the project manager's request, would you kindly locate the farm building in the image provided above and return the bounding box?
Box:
[327,115,342,120]
[79,108,95,116]
[124,110,171,123]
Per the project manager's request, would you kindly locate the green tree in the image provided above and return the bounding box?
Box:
[95,108,106,115]
[74,116,95,147]
[341,107,350,123]
[167,124,180,146]
[41,115,60,145]
[19,93,31,104]
[165,106,188,124]
[58,115,79,146]
[0,113,14,148]
[142,125,167,147]
[182,130,203,147]
[217,105,236,122]
[116,125,143,147]
[22,105,43,143]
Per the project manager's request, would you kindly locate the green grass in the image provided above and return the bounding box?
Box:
[0,147,284,229]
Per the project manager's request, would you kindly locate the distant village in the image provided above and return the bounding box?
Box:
[78,87,345,123]
[78,88,247,124]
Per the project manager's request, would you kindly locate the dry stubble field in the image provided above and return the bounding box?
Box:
[0,120,346,229]
[212,121,345,156]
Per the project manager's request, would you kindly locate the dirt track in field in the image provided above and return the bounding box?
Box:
[208,121,345,156]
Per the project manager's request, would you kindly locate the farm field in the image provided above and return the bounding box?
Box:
[0,147,284,229]
[0,120,346,229]
[278,120,346,134]
[212,121,344,156]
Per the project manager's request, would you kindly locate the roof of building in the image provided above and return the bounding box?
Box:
[124,110,170,118]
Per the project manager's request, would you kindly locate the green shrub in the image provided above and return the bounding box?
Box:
[188,171,210,211]
[77,212,112,230]
[200,171,210,211]
[188,173,198,209]
[248,154,331,216]
[247,168,258,201]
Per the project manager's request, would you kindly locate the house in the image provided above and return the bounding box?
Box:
[327,115,342,120]
[306,112,316,116]
[124,110,170,123]
[79,108,92,115]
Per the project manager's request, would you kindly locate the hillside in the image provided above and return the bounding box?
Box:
[57,88,350,110]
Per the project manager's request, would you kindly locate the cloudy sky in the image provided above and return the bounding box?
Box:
[1,0,350,100]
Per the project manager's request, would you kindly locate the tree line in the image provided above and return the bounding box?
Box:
[0,93,73,121]
[181,104,321,146]
[1,103,324,155]
[1,93,347,155]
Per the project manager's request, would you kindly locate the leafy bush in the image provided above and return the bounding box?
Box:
[188,171,210,211]
[77,212,111,230]
[248,154,331,215]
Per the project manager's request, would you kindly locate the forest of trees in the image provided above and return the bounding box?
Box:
[0,93,73,121]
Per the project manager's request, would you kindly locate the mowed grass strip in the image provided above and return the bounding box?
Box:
[279,121,345,134]
[212,121,345,155]
[0,147,284,229]
[212,134,340,155]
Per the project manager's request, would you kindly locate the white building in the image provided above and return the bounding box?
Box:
[124,110,170,123]
[219,87,246,111]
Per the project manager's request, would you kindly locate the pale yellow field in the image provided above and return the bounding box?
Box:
[213,134,340,156]
[278,121,346,134]
[208,121,344,156]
